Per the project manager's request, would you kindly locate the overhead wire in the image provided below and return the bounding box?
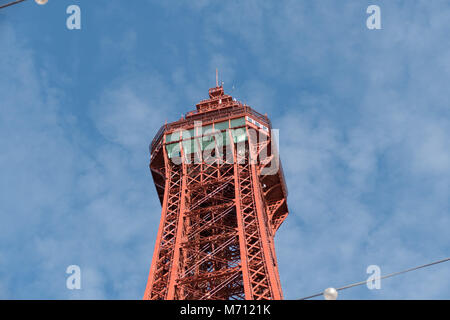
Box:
[299,256,450,300]
[0,0,27,10]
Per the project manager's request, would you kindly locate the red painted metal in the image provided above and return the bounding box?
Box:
[144,85,289,300]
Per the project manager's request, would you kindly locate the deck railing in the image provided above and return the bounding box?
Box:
[150,105,271,153]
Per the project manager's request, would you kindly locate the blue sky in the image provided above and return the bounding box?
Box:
[0,0,449,299]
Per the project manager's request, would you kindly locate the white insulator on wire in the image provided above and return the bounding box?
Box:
[323,287,338,300]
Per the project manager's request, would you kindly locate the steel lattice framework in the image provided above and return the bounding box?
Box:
[144,85,289,300]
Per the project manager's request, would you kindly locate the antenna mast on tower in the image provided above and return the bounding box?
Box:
[216,68,219,87]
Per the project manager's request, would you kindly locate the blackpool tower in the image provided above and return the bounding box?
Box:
[144,83,289,300]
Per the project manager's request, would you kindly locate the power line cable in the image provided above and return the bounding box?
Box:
[299,256,450,300]
[0,0,27,10]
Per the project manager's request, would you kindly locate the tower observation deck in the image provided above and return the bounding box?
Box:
[144,84,289,300]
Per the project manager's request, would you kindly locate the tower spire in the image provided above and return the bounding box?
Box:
[216,68,219,87]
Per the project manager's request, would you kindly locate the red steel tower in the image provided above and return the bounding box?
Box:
[144,84,289,300]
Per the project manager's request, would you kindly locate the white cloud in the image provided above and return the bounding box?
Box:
[0,22,164,299]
